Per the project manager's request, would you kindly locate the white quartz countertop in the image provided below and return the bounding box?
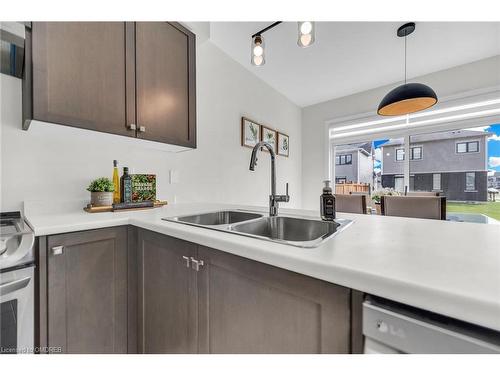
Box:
[24,201,500,332]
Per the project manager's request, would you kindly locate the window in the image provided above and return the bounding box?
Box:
[432,174,441,191]
[456,141,479,153]
[336,176,347,184]
[396,148,405,161]
[394,176,404,192]
[468,141,478,152]
[465,172,476,191]
[336,154,352,165]
[411,146,422,160]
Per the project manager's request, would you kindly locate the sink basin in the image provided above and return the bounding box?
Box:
[163,210,352,248]
[230,216,350,247]
[167,210,263,226]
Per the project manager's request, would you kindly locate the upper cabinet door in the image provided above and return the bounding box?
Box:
[135,22,196,147]
[32,22,135,137]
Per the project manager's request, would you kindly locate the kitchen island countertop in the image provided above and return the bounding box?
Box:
[24,201,500,332]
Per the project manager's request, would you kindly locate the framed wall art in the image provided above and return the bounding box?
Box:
[241,117,261,148]
[261,125,277,153]
[277,132,289,157]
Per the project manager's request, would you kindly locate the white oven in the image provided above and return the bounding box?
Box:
[0,211,35,354]
[0,266,34,353]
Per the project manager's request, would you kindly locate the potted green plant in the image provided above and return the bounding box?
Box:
[371,188,400,214]
[87,177,115,207]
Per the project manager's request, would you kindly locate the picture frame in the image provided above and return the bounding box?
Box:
[260,125,277,153]
[241,117,261,148]
[277,132,289,157]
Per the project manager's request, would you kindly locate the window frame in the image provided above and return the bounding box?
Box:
[432,173,441,191]
[456,140,480,154]
[395,148,405,162]
[335,153,353,165]
[410,146,423,161]
[465,172,476,191]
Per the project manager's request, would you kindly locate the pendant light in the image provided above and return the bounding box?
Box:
[297,22,315,47]
[377,22,438,116]
[251,34,266,66]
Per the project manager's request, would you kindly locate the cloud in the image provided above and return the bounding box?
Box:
[374,147,382,162]
[374,167,381,174]
[489,157,500,167]
[488,134,500,141]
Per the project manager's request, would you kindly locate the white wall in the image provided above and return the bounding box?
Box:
[301,55,500,210]
[0,39,302,212]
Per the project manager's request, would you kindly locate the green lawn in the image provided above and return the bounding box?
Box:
[447,201,500,221]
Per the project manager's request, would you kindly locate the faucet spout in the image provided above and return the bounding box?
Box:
[249,141,289,216]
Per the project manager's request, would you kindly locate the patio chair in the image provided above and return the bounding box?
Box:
[335,194,367,214]
[381,196,446,220]
[350,191,374,208]
[406,191,440,197]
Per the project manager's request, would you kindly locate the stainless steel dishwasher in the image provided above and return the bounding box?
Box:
[363,297,500,354]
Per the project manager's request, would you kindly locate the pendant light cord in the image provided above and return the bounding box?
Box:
[404,31,407,84]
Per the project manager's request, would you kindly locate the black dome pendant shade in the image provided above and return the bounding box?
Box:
[377,23,438,116]
[378,83,437,116]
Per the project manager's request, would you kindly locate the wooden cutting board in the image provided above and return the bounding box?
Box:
[84,200,168,213]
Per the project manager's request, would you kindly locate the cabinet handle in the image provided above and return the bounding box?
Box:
[138,126,146,133]
[182,256,191,268]
[190,257,204,271]
[128,124,137,130]
[51,246,64,256]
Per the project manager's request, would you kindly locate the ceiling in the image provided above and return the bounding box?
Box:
[209,22,500,107]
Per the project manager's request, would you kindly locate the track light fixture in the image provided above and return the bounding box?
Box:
[250,21,315,67]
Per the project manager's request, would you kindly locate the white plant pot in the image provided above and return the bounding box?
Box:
[90,191,113,207]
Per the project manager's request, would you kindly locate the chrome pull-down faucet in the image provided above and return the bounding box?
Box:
[249,141,290,216]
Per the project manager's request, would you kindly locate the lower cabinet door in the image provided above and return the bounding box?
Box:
[47,227,128,353]
[137,230,198,353]
[197,246,352,353]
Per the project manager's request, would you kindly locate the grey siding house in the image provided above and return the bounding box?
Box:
[381,130,490,201]
[334,142,374,186]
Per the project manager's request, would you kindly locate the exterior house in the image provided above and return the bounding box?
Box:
[488,171,500,189]
[381,130,491,201]
[334,142,374,187]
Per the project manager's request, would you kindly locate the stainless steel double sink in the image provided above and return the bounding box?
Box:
[163,210,352,248]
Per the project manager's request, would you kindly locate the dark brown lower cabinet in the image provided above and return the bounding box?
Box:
[43,226,129,353]
[197,246,351,353]
[38,227,360,353]
[136,229,353,354]
[137,229,198,353]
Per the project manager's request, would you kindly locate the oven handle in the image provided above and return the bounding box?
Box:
[0,276,31,297]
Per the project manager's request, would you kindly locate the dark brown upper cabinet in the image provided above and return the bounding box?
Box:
[24,22,196,148]
[135,22,196,147]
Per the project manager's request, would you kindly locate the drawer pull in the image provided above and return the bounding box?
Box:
[51,246,64,256]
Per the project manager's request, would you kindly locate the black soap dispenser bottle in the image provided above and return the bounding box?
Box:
[320,180,335,221]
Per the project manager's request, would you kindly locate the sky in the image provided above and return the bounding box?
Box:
[487,124,500,173]
[371,123,500,175]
